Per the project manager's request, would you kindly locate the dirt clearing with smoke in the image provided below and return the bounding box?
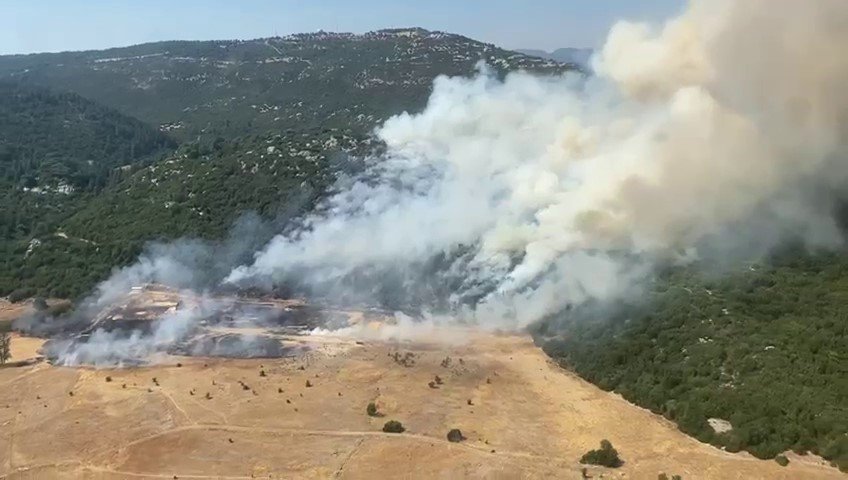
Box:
[2,317,842,479]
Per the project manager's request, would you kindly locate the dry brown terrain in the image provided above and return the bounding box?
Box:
[1,326,844,480]
[0,300,32,325]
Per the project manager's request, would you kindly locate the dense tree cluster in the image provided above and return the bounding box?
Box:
[0,128,371,298]
[537,250,848,472]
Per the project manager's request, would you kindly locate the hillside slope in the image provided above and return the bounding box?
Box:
[2,129,375,298]
[0,29,569,141]
[0,82,176,297]
[517,47,593,69]
[0,29,572,299]
[537,250,848,471]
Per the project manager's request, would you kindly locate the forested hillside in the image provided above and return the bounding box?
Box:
[536,249,848,471]
[0,129,376,299]
[0,82,176,298]
[0,30,569,299]
[0,29,568,141]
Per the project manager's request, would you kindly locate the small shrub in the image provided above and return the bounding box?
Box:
[259,369,266,377]
[105,376,112,382]
[382,420,405,433]
[447,429,464,443]
[775,454,789,467]
[580,439,623,468]
[305,380,312,388]
[434,375,443,385]
[32,297,48,311]
[367,402,378,417]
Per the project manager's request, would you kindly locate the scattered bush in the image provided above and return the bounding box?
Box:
[32,297,48,311]
[390,351,416,367]
[580,440,623,468]
[775,455,789,467]
[447,429,464,443]
[367,402,378,417]
[105,376,112,382]
[382,420,405,433]
[305,380,312,388]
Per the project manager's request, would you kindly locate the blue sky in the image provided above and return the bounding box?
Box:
[0,0,684,55]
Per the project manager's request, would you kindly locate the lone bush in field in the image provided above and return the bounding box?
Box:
[367,402,378,417]
[382,420,405,433]
[0,332,10,365]
[447,429,465,443]
[580,439,623,468]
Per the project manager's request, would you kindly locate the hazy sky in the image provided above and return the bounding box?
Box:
[0,0,684,56]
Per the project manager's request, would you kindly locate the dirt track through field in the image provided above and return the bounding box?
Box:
[0,330,843,479]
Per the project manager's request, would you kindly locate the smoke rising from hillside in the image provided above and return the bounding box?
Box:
[36,0,848,366]
[225,0,848,327]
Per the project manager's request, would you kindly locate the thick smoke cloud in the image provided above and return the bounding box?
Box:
[33,0,848,366]
[226,0,848,327]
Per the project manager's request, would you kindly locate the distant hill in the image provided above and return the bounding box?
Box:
[517,47,593,70]
[0,29,572,299]
[0,29,570,142]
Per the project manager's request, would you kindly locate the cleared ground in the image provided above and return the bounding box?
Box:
[0,326,843,480]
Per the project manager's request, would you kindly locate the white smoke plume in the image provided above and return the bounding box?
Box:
[47,295,221,367]
[226,0,848,328]
[32,0,848,366]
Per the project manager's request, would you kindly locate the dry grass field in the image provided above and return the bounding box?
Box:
[1,317,844,480]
